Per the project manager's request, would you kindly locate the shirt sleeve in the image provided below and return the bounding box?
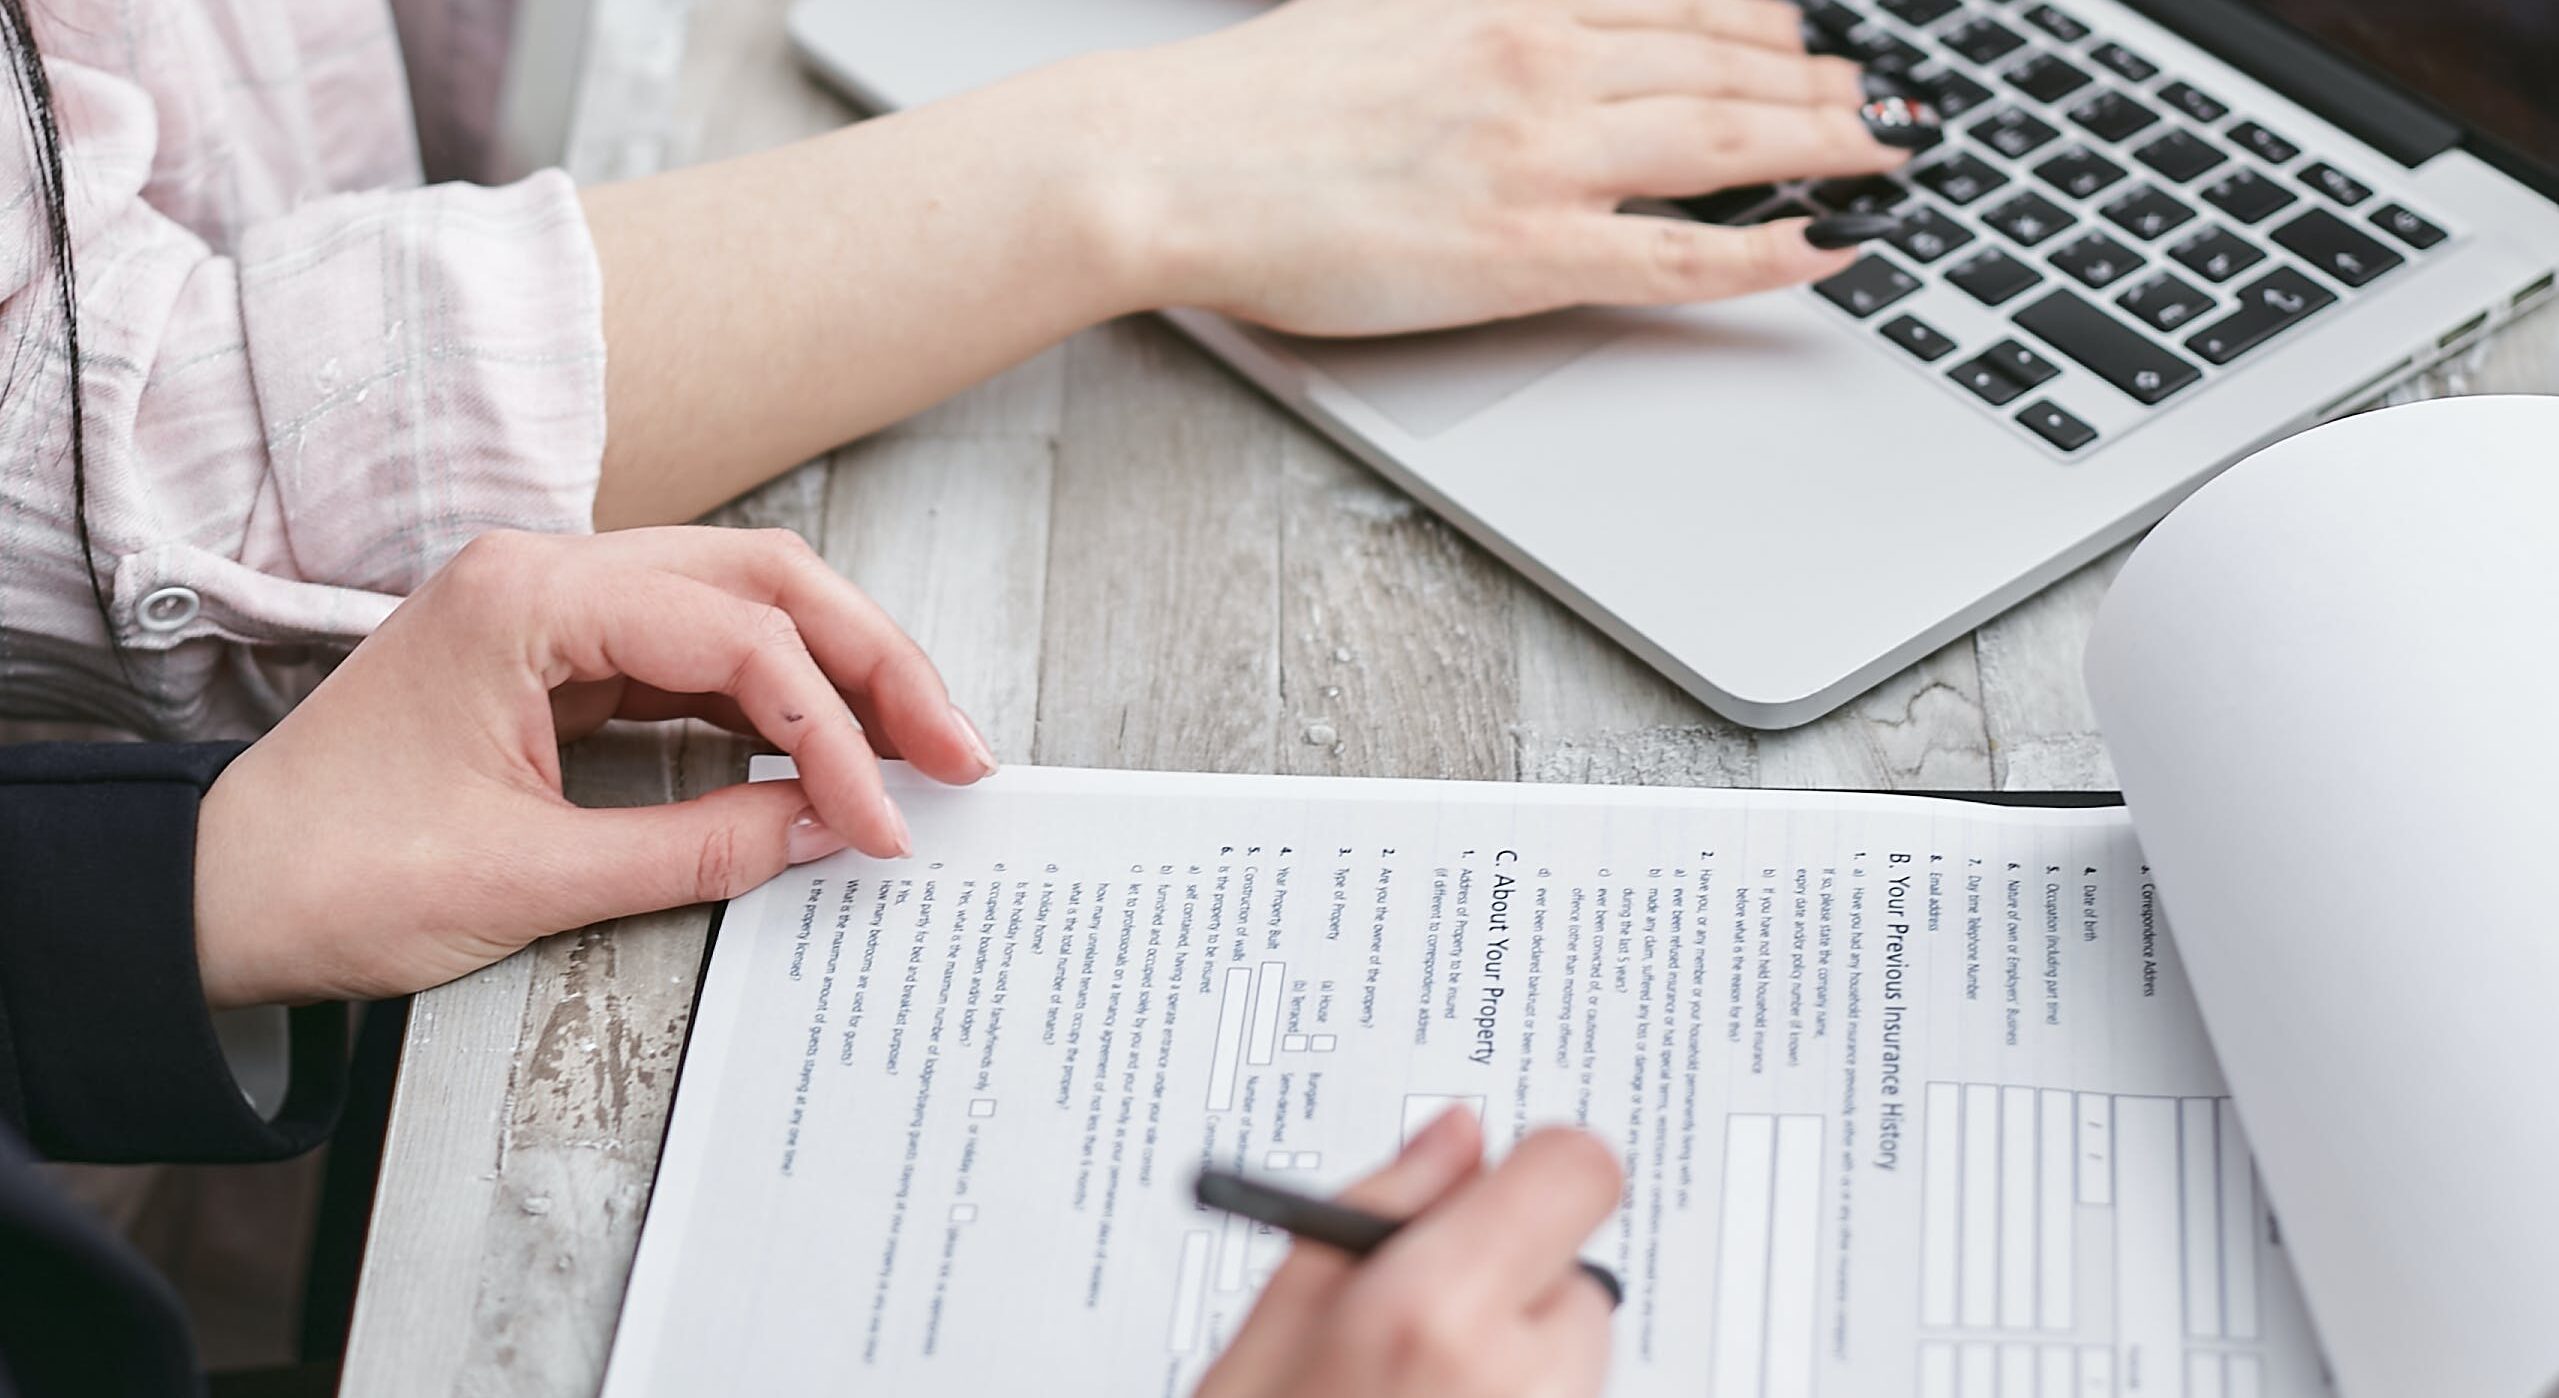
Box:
[0,54,607,737]
[0,742,345,1164]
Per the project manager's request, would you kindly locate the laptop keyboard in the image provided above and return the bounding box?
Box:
[1677,0,2455,455]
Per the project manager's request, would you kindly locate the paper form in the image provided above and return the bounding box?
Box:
[601,765,2325,1398]
[2085,398,2559,1398]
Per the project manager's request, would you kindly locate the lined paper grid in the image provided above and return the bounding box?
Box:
[1915,1084,2272,1398]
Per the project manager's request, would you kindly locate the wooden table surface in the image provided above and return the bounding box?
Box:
[339,2,2559,1390]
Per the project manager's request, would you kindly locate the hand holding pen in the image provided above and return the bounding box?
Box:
[1192,1109,1622,1398]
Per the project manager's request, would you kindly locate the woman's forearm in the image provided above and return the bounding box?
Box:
[582,0,1911,530]
[582,55,1163,530]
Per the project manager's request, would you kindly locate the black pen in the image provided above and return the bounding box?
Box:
[1193,1168,1624,1308]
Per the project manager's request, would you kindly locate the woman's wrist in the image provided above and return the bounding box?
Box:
[950,47,1206,321]
[192,760,286,1013]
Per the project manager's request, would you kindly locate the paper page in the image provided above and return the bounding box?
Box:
[604,764,2323,1398]
[2084,397,2559,1398]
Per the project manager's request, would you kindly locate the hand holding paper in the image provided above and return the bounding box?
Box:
[191,527,994,1010]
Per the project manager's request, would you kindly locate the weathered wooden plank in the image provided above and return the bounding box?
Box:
[1033,318,1288,774]
[1973,547,2129,792]
[1754,639,1995,790]
[348,719,752,1398]
[1508,582,1760,788]
[1510,586,1993,792]
[698,456,832,534]
[821,433,1055,763]
[1277,432,1516,782]
[445,724,745,1398]
[341,917,540,1393]
[879,345,1071,444]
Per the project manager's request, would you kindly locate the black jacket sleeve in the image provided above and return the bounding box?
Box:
[0,742,344,1164]
[0,1122,201,1398]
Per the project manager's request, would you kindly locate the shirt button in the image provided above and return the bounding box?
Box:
[138,585,202,632]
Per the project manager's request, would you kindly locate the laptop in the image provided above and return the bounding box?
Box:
[787,0,2559,729]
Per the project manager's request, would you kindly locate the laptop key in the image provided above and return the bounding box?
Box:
[1915,152,2010,205]
[2049,229,2143,289]
[1878,0,1963,24]
[1881,314,1960,362]
[2299,162,2374,207]
[2133,130,2227,183]
[2271,208,2404,287]
[2200,168,2297,225]
[2102,185,2197,240]
[1915,67,1996,118]
[2157,81,2228,124]
[1943,16,2029,64]
[1856,32,1930,75]
[1949,353,2032,406]
[2116,270,2216,332]
[2185,267,2337,364]
[1813,175,1912,215]
[2089,42,2158,83]
[2022,4,2090,42]
[1886,206,1979,263]
[2035,146,2128,200]
[2017,399,2099,452]
[2068,91,2160,144]
[1983,191,2076,246]
[2168,225,2266,283]
[1674,184,1779,224]
[2013,289,2203,405]
[2006,53,2094,104]
[1972,108,2062,159]
[2369,202,2448,250]
[1982,338,2061,387]
[1801,0,1867,49]
[1948,246,2046,305]
[2229,121,2300,166]
[1815,254,1924,318]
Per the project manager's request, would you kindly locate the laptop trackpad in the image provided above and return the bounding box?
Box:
[1276,310,1644,440]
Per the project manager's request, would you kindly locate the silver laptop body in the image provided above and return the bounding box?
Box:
[789,0,2559,728]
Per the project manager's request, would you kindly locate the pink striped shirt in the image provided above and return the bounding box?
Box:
[1,0,604,737]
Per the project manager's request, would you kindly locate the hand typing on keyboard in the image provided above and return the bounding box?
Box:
[1709,0,2457,454]
[1061,0,1927,335]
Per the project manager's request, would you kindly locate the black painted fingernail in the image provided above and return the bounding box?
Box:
[1861,95,1944,150]
[1804,212,1906,250]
